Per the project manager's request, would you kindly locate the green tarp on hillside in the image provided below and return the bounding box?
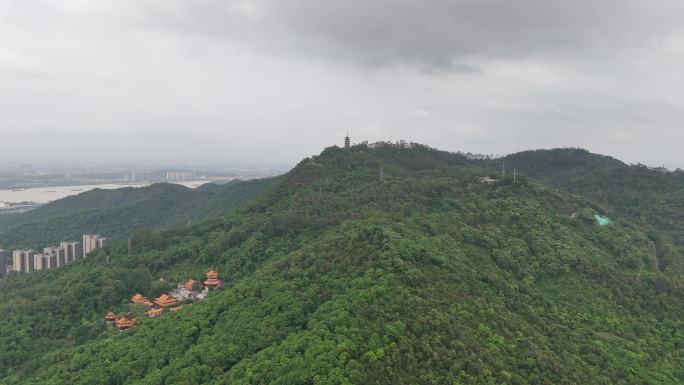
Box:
[594,214,612,226]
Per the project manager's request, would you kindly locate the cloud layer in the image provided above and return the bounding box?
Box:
[1,1,684,167]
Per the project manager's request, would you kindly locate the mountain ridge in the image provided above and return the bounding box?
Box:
[0,178,278,250]
[0,145,682,384]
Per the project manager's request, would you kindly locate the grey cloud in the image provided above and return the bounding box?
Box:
[121,0,684,69]
[1,1,684,168]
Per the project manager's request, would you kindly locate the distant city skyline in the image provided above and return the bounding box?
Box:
[2,2,684,168]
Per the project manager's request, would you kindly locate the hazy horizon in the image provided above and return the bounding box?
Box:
[3,1,684,168]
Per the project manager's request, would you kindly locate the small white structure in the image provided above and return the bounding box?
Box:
[170,286,197,302]
[367,140,416,149]
[196,287,210,300]
[479,176,499,184]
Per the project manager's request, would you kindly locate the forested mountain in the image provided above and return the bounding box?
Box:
[505,148,684,252]
[0,178,278,250]
[0,145,682,384]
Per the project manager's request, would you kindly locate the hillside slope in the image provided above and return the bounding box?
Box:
[505,148,684,255]
[0,178,278,250]
[0,145,682,384]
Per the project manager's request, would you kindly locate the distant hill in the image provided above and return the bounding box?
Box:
[504,148,684,256]
[0,178,279,250]
[504,148,626,175]
[0,145,682,384]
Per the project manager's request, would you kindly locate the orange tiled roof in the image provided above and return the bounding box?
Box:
[115,317,137,330]
[182,279,196,290]
[147,308,163,318]
[131,293,153,306]
[153,294,178,307]
[105,311,116,321]
[131,293,145,302]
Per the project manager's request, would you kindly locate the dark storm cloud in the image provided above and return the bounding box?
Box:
[130,0,684,69]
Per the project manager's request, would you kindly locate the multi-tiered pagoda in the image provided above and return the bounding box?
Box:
[203,270,223,288]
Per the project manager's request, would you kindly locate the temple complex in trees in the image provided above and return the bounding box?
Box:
[106,270,222,330]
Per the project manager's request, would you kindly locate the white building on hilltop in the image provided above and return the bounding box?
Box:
[366,140,416,149]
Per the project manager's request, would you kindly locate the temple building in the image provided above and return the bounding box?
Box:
[170,283,197,302]
[105,312,117,323]
[196,286,210,300]
[153,294,178,308]
[147,308,163,318]
[131,293,153,307]
[203,270,223,288]
[182,279,196,291]
[115,316,137,331]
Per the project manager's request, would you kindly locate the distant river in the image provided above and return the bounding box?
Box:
[0,181,209,204]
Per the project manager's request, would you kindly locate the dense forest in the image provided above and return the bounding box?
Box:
[0,178,278,250]
[505,148,684,251]
[0,145,682,384]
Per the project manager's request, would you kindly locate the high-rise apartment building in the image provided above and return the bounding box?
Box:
[12,250,34,272]
[44,246,67,267]
[12,250,21,272]
[0,249,5,277]
[60,241,82,263]
[33,253,45,271]
[44,253,56,270]
[165,171,195,181]
[83,234,108,256]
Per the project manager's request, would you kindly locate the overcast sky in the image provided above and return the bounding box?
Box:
[2,1,684,168]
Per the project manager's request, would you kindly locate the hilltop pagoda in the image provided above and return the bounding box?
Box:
[153,293,178,308]
[105,311,117,323]
[115,316,137,331]
[203,270,223,288]
[131,293,153,306]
